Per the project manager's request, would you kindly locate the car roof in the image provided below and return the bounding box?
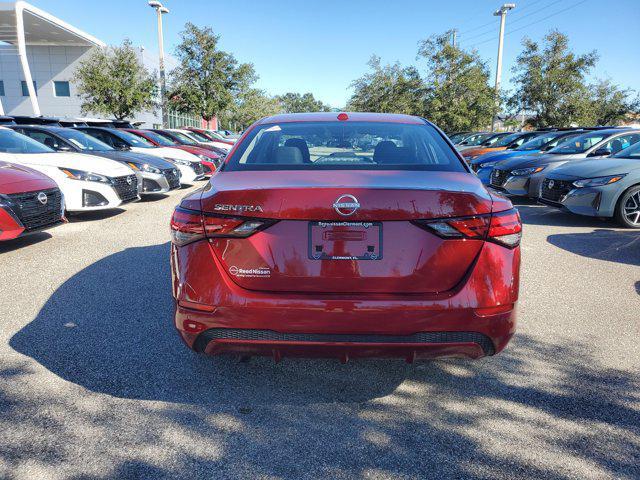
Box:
[576,128,637,136]
[11,125,68,133]
[255,112,426,125]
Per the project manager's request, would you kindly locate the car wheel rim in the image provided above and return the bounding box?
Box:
[623,191,640,225]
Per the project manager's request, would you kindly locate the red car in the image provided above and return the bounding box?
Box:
[0,160,65,241]
[125,129,221,175]
[170,112,521,362]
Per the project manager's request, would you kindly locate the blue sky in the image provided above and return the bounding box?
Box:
[30,0,640,108]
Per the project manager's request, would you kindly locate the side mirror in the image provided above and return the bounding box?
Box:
[588,148,612,158]
[460,141,469,145]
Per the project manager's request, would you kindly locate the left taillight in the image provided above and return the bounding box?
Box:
[170,207,275,246]
[412,208,522,249]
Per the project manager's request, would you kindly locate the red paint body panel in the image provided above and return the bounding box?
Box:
[170,113,521,360]
[0,161,59,241]
[172,240,519,358]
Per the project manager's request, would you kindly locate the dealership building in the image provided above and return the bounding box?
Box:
[0,1,204,128]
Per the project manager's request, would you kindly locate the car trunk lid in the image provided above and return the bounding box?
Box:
[200,170,493,294]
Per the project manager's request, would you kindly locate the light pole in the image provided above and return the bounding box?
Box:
[148,1,169,128]
[491,3,515,131]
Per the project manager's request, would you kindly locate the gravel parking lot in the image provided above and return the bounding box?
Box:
[1,185,638,480]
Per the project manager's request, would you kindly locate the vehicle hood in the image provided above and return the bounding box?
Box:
[463,146,506,157]
[471,149,538,166]
[494,153,581,170]
[90,150,175,169]
[131,146,199,162]
[4,152,134,176]
[0,160,57,193]
[547,158,640,179]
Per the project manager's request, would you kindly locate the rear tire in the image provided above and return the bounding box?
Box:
[615,185,640,228]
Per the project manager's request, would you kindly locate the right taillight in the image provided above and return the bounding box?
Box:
[170,207,276,246]
[412,208,521,249]
[487,209,522,248]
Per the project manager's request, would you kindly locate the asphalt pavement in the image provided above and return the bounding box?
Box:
[0,185,638,480]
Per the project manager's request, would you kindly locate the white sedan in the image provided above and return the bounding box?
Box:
[0,128,139,212]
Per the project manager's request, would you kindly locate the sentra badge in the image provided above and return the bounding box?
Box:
[214,204,264,213]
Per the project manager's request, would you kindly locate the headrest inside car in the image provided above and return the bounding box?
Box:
[273,146,304,164]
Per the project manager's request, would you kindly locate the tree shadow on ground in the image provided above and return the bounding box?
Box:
[5,242,640,479]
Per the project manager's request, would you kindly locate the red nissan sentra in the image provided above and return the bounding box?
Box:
[170,112,521,362]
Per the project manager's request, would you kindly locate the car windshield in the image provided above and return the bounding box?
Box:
[480,133,508,146]
[612,140,640,159]
[515,133,563,151]
[463,133,491,146]
[166,131,198,145]
[225,121,465,172]
[135,130,176,146]
[548,132,610,154]
[0,129,53,153]
[112,129,155,148]
[448,133,469,143]
[57,129,113,151]
[184,130,211,142]
[493,133,524,147]
[205,130,225,140]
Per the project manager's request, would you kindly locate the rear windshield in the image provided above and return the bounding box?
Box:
[224,121,465,172]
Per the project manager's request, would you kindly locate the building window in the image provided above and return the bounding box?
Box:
[21,81,37,96]
[54,81,70,97]
[0,81,4,96]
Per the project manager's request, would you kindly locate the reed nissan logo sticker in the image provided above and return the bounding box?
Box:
[228,265,271,278]
[333,194,360,216]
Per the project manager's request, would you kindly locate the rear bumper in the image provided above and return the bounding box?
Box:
[179,323,511,361]
[171,239,520,360]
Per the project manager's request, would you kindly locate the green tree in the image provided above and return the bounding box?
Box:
[276,92,331,113]
[509,30,597,128]
[220,89,283,130]
[418,31,496,132]
[347,56,425,115]
[168,23,257,122]
[583,79,639,126]
[73,39,157,120]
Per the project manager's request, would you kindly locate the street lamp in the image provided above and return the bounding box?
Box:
[148,1,170,127]
[491,3,515,131]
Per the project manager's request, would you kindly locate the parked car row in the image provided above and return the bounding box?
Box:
[453,127,640,228]
[0,115,240,243]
